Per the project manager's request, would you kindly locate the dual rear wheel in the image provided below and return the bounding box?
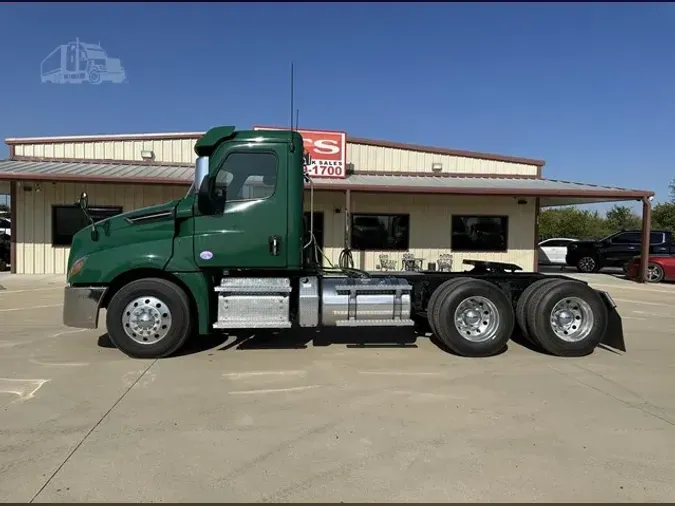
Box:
[427,277,608,357]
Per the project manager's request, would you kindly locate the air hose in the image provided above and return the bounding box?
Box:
[339,248,354,269]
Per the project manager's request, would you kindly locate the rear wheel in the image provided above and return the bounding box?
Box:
[431,278,514,357]
[426,278,472,338]
[526,280,608,357]
[515,278,566,344]
[106,277,193,359]
[647,262,664,283]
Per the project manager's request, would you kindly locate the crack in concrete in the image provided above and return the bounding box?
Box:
[549,363,675,428]
[28,359,158,502]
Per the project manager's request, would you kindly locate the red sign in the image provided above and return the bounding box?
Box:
[254,126,347,179]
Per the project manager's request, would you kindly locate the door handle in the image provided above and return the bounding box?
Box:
[269,235,281,256]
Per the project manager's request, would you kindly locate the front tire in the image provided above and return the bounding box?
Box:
[431,278,514,357]
[526,280,608,357]
[106,277,193,359]
[576,254,600,273]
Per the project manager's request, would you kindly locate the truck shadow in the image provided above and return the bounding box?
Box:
[97,327,621,358]
[97,323,515,358]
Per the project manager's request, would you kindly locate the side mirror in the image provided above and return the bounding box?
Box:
[78,191,98,241]
[196,176,226,215]
[79,192,89,212]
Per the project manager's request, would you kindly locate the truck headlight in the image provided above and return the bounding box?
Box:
[68,256,88,279]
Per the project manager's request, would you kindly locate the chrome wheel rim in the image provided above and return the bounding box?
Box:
[454,296,500,343]
[122,296,172,345]
[647,265,662,282]
[550,297,593,342]
[579,257,595,272]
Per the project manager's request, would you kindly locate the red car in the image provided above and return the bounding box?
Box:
[625,256,675,283]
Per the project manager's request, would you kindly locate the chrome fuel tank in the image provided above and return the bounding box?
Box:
[320,276,414,327]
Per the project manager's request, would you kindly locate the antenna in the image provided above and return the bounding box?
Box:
[290,62,294,132]
[295,109,300,130]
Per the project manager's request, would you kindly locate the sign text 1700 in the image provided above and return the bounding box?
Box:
[305,165,345,177]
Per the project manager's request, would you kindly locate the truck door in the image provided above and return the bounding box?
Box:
[193,142,289,269]
[604,231,641,263]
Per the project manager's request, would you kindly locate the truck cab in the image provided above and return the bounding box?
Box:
[64,127,304,339]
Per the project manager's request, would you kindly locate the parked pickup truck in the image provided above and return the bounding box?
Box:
[565,229,675,273]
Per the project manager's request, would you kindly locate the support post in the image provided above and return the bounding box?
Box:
[638,197,651,283]
[9,181,16,274]
[533,197,540,272]
[345,189,351,250]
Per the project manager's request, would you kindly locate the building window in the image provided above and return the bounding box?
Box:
[451,215,508,252]
[351,213,410,251]
[52,204,123,246]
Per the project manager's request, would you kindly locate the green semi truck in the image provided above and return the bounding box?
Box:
[62,125,626,359]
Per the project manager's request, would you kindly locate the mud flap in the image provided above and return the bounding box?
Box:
[596,290,626,352]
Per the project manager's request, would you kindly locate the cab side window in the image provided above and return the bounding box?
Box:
[214,151,278,203]
[611,232,640,244]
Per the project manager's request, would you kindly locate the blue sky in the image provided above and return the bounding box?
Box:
[0,2,673,211]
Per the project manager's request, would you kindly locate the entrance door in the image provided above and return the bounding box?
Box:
[193,143,289,269]
[303,211,324,267]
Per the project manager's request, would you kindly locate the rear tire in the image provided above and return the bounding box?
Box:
[647,262,664,283]
[432,278,514,357]
[106,277,193,359]
[426,278,472,338]
[515,278,566,344]
[526,280,608,357]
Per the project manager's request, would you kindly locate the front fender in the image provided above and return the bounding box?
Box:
[70,238,173,284]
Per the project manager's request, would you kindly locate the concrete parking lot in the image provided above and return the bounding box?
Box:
[1,272,674,502]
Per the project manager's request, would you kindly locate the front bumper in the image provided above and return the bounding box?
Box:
[63,285,107,329]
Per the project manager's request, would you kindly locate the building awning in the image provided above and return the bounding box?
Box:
[307,174,653,206]
[0,159,194,185]
[0,159,653,206]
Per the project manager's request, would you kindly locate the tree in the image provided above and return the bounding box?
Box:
[0,204,8,213]
[538,207,609,240]
[604,204,640,232]
[652,202,675,232]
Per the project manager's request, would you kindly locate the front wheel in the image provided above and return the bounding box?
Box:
[576,255,600,273]
[106,277,194,359]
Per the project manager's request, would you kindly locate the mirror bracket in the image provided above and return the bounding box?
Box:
[79,191,99,241]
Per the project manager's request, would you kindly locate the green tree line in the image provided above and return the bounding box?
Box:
[539,180,675,241]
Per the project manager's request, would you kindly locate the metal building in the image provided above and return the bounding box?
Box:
[0,128,654,276]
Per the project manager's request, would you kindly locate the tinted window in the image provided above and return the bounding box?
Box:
[52,205,122,246]
[650,232,665,244]
[351,214,410,251]
[541,239,573,247]
[611,232,641,244]
[214,151,278,202]
[0,218,9,229]
[451,215,508,252]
